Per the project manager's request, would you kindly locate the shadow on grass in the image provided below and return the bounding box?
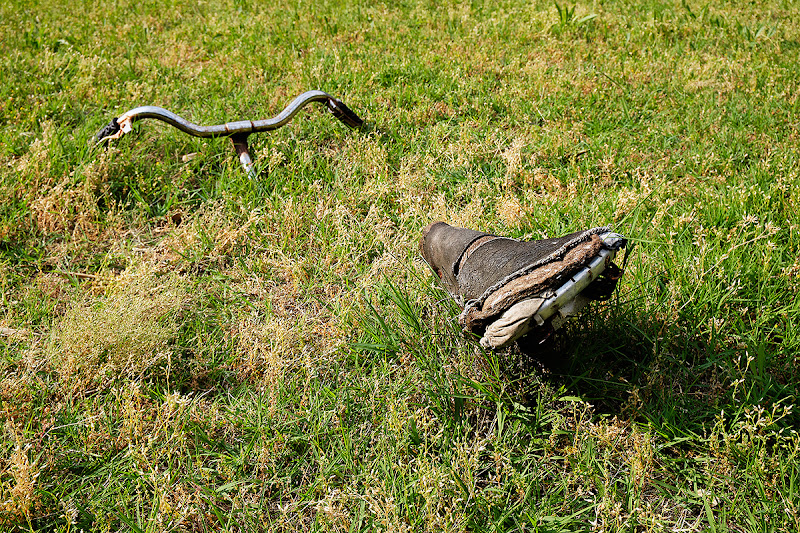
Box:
[358,275,799,439]
[512,305,799,440]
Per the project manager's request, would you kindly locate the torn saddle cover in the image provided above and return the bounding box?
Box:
[420,221,627,349]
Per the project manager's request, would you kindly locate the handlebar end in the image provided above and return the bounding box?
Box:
[327,98,364,129]
[94,117,121,144]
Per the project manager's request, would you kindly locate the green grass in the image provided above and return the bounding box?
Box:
[2,0,800,530]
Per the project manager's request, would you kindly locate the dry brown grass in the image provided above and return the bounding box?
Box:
[40,265,187,394]
[0,428,41,528]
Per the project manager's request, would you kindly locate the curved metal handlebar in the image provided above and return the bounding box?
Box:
[94,90,364,179]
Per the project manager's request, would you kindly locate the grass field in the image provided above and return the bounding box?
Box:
[1,0,799,531]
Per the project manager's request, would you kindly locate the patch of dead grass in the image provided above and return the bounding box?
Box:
[42,265,187,394]
[0,425,41,528]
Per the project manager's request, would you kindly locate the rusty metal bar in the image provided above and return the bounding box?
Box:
[94,90,363,179]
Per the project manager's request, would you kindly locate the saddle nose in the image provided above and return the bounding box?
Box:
[420,221,627,349]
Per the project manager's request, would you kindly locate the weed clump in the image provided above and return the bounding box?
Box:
[0,437,41,528]
[44,267,187,393]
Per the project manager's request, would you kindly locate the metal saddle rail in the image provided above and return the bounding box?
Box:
[93,90,364,179]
